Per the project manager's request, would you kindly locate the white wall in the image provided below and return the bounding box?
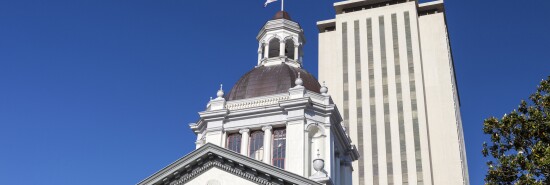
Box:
[418,12,469,185]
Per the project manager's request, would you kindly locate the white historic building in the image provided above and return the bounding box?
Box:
[137,11,359,185]
[317,0,469,185]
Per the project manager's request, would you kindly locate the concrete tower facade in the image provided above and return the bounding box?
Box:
[317,1,468,185]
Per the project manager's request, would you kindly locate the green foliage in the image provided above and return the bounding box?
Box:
[482,76,550,185]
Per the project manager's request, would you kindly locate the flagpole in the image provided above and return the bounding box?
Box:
[281,0,284,11]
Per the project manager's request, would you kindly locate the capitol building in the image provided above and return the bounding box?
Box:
[137,1,469,185]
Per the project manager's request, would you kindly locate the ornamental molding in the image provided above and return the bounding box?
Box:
[262,126,273,131]
[239,129,250,134]
[226,96,289,110]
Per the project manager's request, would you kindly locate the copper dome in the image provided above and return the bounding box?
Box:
[226,64,321,101]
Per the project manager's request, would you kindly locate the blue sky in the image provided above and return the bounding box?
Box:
[0,0,548,184]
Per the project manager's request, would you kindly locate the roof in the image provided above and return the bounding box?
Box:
[226,64,321,101]
[137,143,322,185]
[272,11,292,20]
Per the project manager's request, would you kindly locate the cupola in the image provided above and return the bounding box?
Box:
[256,11,305,68]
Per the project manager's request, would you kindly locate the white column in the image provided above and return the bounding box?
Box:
[279,41,286,57]
[294,45,299,60]
[264,44,270,59]
[262,126,273,164]
[240,129,250,156]
[258,50,263,65]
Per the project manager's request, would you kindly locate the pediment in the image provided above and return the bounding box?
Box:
[137,143,320,185]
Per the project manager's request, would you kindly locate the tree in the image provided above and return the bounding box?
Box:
[482,76,550,185]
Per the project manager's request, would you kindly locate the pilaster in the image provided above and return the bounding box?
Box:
[199,108,228,147]
[209,98,226,111]
[285,119,306,176]
[288,85,306,99]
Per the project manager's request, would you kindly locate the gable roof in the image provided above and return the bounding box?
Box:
[137,143,321,185]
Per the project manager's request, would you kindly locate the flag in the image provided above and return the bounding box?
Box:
[264,0,278,7]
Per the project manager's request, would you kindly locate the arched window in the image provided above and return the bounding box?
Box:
[249,131,264,160]
[226,133,242,153]
[272,128,286,169]
[268,38,280,58]
[285,39,295,59]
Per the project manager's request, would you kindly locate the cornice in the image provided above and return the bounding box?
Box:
[199,109,229,121]
[225,106,284,121]
[256,19,303,41]
[189,119,206,134]
[279,97,311,111]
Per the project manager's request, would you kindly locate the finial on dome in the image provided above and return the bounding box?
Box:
[216,84,224,98]
[295,72,303,86]
[320,81,328,95]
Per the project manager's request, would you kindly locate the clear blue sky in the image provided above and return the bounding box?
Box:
[0,0,548,184]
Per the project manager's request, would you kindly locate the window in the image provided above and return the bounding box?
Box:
[285,39,295,59]
[226,133,242,153]
[268,38,280,58]
[272,128,286,169]
[249,131,264,160]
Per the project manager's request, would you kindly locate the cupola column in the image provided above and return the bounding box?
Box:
[264,44,270,59]
[258,49,263,65]
[240,129,250,156]
[294,45,299,60]
[262,126,273,164]
[279,40,286,57]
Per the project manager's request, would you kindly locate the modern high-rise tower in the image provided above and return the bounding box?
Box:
[317,1,469,185]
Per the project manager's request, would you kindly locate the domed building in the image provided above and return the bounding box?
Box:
[137,10,358,185]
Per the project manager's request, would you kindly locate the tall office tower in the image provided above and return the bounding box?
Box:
[317,1,468,185]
